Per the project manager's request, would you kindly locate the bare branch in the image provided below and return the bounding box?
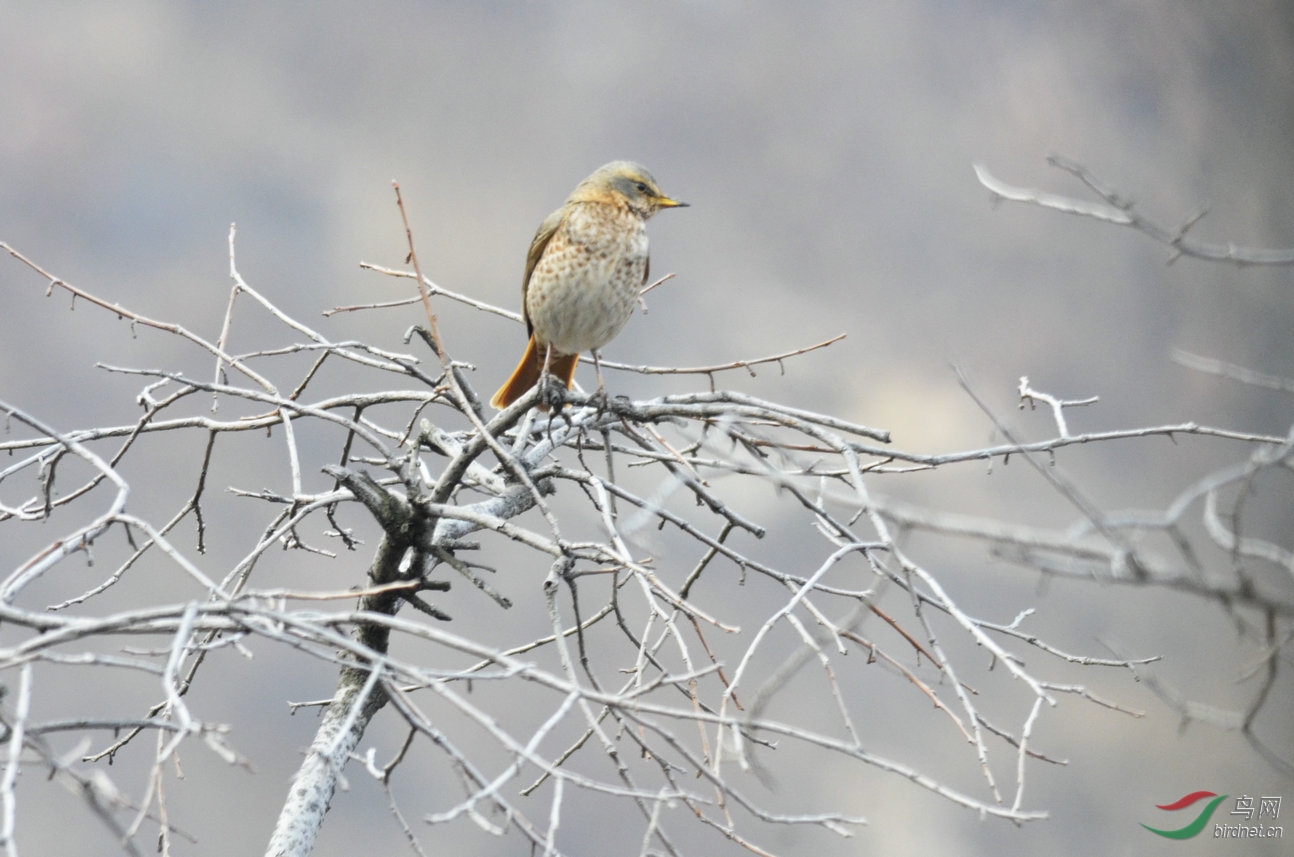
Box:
[973,160,1294,266]
[4,194,1290,857]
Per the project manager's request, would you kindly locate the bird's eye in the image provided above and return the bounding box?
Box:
[635,182,649,193]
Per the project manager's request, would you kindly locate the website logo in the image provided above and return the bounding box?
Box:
[1141,791,1228,839]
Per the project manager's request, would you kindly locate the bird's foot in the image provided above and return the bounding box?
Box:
[587,385,611,414]
[536,372,568,412]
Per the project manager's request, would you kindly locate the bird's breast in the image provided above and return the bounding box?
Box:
[525,203,650,356]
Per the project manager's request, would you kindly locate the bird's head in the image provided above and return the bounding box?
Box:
[572,161,688,218]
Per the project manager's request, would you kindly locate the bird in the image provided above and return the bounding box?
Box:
[490,161,687,410]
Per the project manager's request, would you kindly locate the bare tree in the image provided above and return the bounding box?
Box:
[0,163,1289,856]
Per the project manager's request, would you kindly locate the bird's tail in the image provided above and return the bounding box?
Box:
[490,337,580,410]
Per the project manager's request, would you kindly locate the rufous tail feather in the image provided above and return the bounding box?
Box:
[490,337,580,410]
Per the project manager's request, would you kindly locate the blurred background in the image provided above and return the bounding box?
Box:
[2,2,1292,855]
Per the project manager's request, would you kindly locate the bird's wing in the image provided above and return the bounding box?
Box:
[522,207,565,337]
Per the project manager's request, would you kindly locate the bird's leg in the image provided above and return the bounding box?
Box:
[589,349,610,411]
[538,344,565,411]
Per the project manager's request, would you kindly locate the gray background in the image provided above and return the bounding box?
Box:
[2,2,1292,855]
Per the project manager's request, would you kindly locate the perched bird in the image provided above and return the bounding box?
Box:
[490,161,687,410]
